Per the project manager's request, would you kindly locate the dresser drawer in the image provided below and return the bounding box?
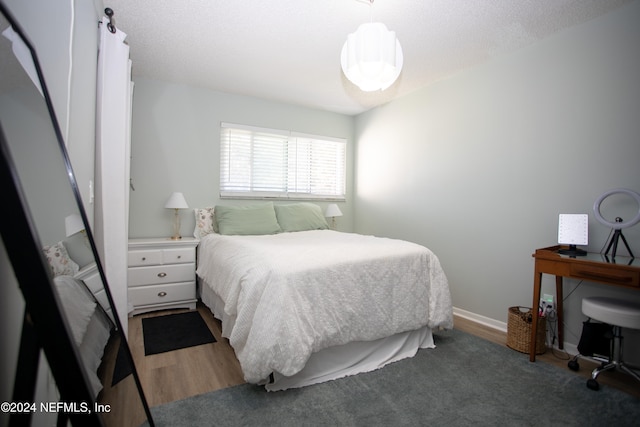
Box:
[128,263,195,287]
[128,282,195,307]
[74,264,114,323]
[570,264,639,287]
[128,247,195,267]
[75,264,104,295]
[163,247,195,264]
[128,250,163,267]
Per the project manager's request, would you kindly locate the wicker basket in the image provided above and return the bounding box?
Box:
[506,306,546,354]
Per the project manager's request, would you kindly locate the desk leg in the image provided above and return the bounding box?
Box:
[531,271,542,362]
[555,276,563,350]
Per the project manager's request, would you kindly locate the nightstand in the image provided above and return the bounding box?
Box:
[75,262,114,323]
[127,237,199,315]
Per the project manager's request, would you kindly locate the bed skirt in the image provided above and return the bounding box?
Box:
[79,308,112,396]
[198,277,435,391]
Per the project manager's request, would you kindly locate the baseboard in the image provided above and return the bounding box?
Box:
[453,306,579,355]
[453,306,508,333]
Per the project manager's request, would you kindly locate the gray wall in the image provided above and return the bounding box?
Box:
[127,79,355,239]
[354,1,640,359]
[1,0,100,215]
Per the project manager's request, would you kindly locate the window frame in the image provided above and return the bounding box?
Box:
[219,122,347,201]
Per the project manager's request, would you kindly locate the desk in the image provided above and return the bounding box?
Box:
[530,245,640,362]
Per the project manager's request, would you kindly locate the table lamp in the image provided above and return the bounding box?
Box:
[324,204,343,230]
[165,192,189,240]
[65,213,85,237]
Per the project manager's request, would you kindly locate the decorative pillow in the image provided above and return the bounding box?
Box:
[274,203,329,232]
[215,202,282,235]
[42,241,80,277]
[194,207,217,238]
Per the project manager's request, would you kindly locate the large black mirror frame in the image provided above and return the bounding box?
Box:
[0,4,153,426]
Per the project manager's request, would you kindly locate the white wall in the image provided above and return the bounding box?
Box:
[354,1,640,358]
[127,78,355,239]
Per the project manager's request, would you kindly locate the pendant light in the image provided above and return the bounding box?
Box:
[340,0,403,91]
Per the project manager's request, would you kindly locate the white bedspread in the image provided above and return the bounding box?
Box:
[54,275,111,396]
[54,275,98,345]
[196,230,453,383]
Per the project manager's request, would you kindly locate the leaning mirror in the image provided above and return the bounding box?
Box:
[0,5,152,426]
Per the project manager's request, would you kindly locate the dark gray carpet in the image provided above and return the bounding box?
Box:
[150,329,639,426]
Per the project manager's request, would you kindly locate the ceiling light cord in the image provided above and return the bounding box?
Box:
[355,0,375,23]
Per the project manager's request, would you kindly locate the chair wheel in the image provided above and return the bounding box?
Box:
[568,360,580,371]
[587,379,600,391]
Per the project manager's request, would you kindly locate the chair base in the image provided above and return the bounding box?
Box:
[568,325,640,391]
[588,360,640,391]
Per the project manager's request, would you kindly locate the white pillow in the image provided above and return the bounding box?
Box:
[42,241,80,277]
[193,207,217,238]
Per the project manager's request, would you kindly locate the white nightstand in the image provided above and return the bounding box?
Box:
[127,237,199,315]
[75,262,115,323]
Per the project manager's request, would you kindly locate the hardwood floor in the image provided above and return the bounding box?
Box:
[125,304,639,409]
[127,303,244,407]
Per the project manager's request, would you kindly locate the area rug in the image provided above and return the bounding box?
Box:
[142,311,216,356]
[151,328,639,426]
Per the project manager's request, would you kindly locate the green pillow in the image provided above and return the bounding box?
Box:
[215,203,281,235]
[274,203,329,232]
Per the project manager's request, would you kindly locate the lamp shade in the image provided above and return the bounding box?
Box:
[164,192,188,209]
[65,213,85,237]
[340,22,403,91]
[324,204,343,218]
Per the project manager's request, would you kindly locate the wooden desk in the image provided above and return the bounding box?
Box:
[530,245,640,362]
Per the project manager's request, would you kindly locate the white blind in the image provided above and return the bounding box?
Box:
[220,123,346,200]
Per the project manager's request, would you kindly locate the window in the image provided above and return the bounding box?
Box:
[220,123,346,200]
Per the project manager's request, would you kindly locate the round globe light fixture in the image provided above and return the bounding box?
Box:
[340,21,403,92]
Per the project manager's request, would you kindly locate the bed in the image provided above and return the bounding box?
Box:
[194,202,453,391]
[54,275,112,397]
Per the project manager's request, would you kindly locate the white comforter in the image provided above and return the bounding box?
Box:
[196,230,453,383]
[54,275,98,345]
[54,275,111,396]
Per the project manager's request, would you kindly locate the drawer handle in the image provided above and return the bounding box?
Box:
[177,255,181,259]
[141,257,146,261]
[158,291,167,297]
[575,270,632,283]
[157,272,167,278]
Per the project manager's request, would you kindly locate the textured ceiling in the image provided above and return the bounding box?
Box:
[107,0,631,115]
